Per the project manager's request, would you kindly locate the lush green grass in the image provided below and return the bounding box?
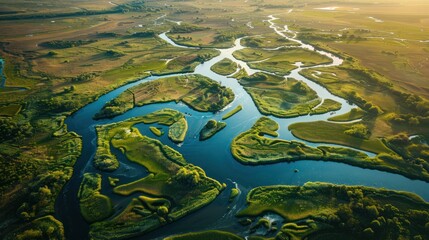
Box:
[238,73,325,118]
[199,119,227,141]
[149,126,163,137]
[310,99,341,115]
[328,108,366,122]
[210,58,238,76]
[78,173,113,223]
[241,34,299,48]
[232,117,429,181]
[288,121,392,154]
[233,47,332,75]
[222,105,243,120]
[95,74,234,119]
[169,117,188,143]
[237,182,429,240]
[93,108,184,171]
[165,230,244,240]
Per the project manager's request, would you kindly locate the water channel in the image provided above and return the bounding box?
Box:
[56,15,429,239]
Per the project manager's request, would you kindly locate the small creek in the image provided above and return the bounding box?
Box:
[56,15,429,240]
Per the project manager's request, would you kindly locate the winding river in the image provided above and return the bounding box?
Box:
[56,16,429,239]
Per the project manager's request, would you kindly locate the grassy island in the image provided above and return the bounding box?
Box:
[149,126,163,137]
[232,117,429,181]
[233,47,332,75]
[328,108,366,122]
[237,73,342,118]
[237,182,429,240]
[199,119,227,141]
[89,115,224,239]
[78,173,113,223]
[210,58,238,76]
[222,105,243,120]
[169,117,188,143]
[95,74,234,119]
[93,109,185,171]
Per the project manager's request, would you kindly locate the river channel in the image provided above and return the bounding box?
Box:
[55,15,429,239]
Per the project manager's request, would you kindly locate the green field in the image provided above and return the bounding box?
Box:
[210,58,238,76]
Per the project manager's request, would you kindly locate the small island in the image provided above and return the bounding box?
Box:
[199,119,226,141]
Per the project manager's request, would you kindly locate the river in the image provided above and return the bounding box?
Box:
[55,15,429,240]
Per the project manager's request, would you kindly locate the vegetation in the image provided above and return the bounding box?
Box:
[78,173,113,223]
[4,215,65,240]
[229,188,239,202]
[238,183,429,240]
[169,117,188,143]
[199,119,227,141]
[93,108,185,171]
[222,105,243,120]
[210,58,238,76]
[149,126,163,137]
[89,117,224,239]
[95,75,234,119]
[233,117,429,181]
[40,40,97,49]
[165,230,243,240]
[238,73,331,118]
[233,47,332,75]
[328,108,366,122]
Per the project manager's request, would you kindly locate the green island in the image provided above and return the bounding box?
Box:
[241,34,299,49]
[233,47,332,75]
[222,105,243,120]
[95,74,234,119]
[236,182,429,240]
[210,58,238,76]
[229,188,239,202]
[149,126,163,137]
[78,173,113,223]
[89,117,224,239]
[93,108,185,171]
[232,117,429,181]
[237,72,342,118]
[199,119,227,141]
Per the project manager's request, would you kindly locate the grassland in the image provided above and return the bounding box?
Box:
[199,119,227,141]
[328,108,366,122]
[237,182,429,240]
[233,47,332,75]
[94,108,184,171]
[210,58,238,76]
[95,74,234,119]
[89,120,224,239]
[222,105,243,120]
[232,117,429,181]
[241,34,299,48]
[238,73,327,118]
[149,126,163,137]
[78,173,113,223]
[310,99,341,115]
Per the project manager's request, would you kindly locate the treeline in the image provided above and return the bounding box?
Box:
[0,117,33,142]
[40,40,97,49]
[170,24,208,33]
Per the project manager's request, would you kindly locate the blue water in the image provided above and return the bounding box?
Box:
[0,58,5,88]
[56,18,429,240]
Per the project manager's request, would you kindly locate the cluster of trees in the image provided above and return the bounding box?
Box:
[322,188,429,240]
[71,72,97,82]
[0,117,33,142]
[386,133,429,172]
[345,91,382,116]
[40,40,97,49]
[170,24,207,33]
[344,123,370,139]
[131,31,155,38]
[104,50,125,58]
[38,97,80,113]
[172,165,206,186]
